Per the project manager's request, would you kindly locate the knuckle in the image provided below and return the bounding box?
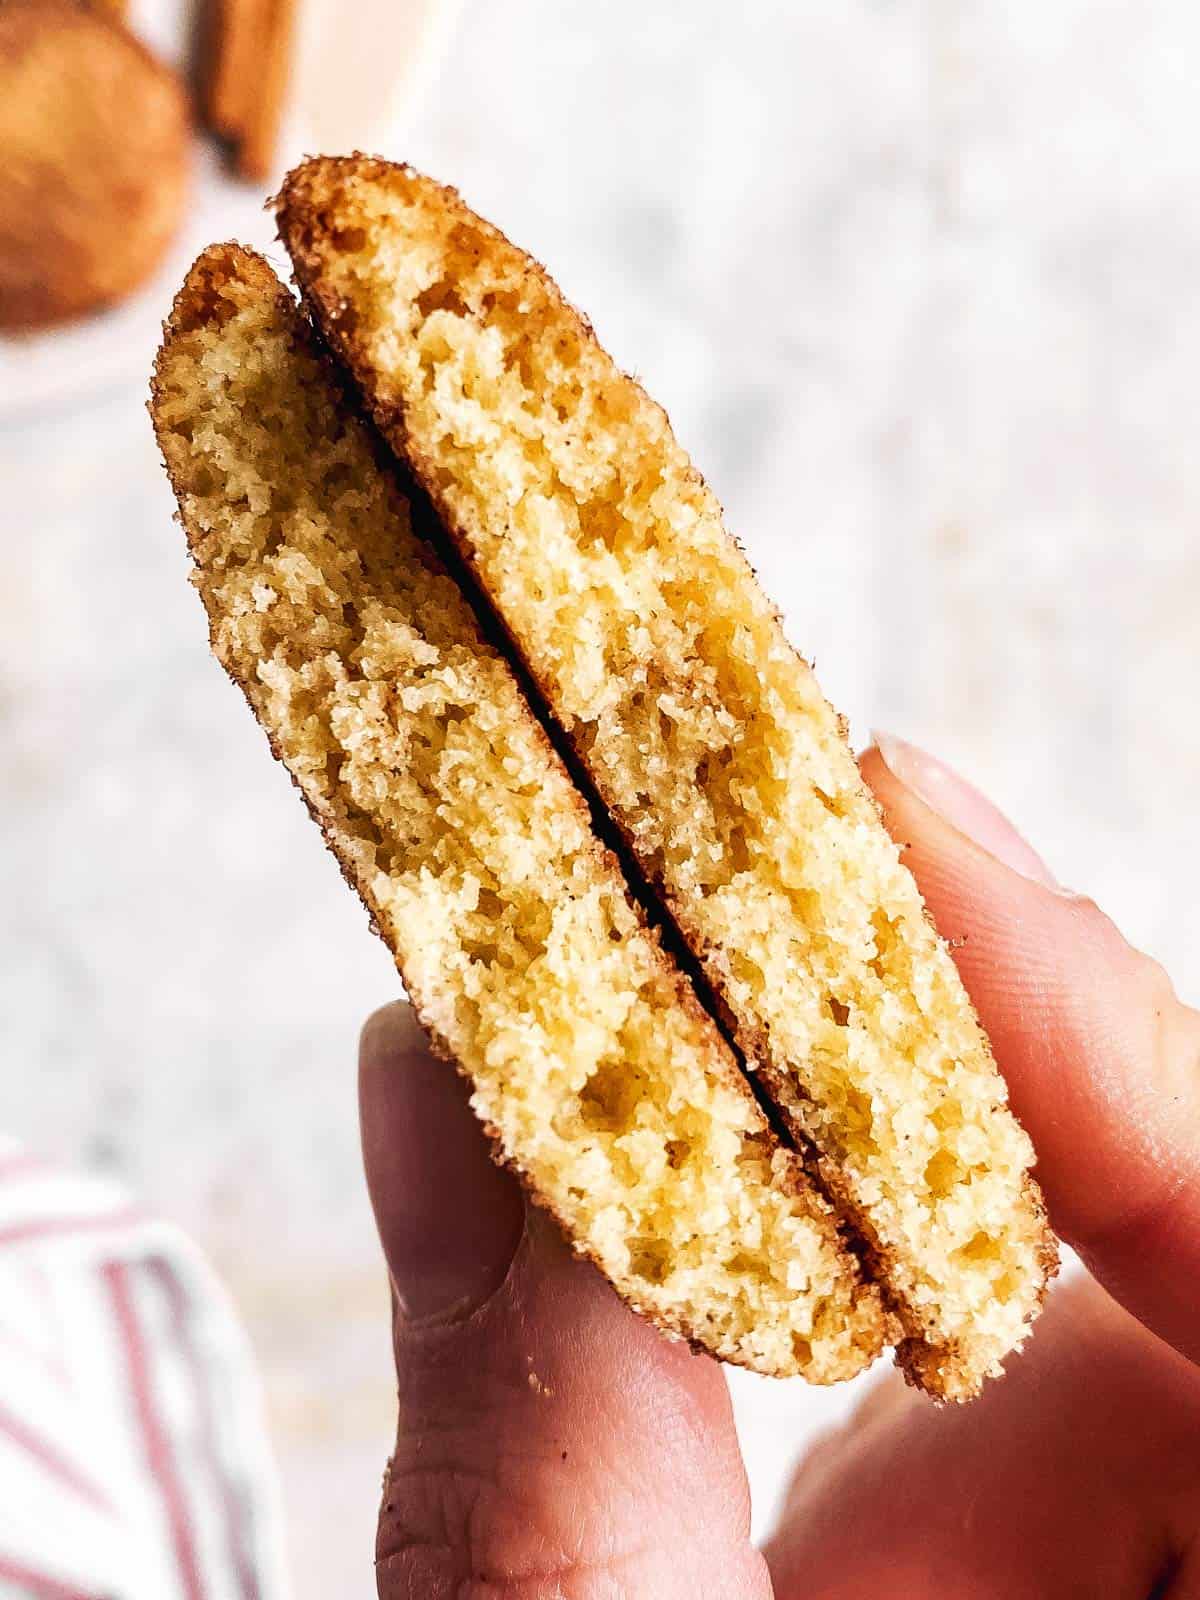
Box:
[376,1458,646,1600]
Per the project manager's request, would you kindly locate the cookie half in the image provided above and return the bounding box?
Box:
[276,156,1058,1399]
[150,244,887,1382]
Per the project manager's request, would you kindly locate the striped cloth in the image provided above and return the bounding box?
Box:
[0,1139,289,1600]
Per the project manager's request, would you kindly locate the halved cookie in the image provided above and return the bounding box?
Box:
[276,156,1057,1398]
[150,244,887,1382]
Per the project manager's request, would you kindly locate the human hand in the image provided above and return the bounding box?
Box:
[358,734,1200,1598]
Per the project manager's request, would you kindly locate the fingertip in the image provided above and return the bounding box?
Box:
[359,997,429,1076]
[863,734,1059,889]
[357,1000,525,1325]
[357,999,431,1236]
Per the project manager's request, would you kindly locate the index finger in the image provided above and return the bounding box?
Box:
[862,735,1200,1366]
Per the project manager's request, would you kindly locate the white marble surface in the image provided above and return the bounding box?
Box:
[3,1,1199,1592]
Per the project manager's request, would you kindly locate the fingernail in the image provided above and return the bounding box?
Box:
[359,1003,525,1325]
[872,732,1060,889]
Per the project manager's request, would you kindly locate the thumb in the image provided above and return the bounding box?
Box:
[358,1002,772,1600]
[864,735,1200,1366]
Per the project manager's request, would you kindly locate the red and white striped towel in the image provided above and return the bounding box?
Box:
[0,1138,288,1600]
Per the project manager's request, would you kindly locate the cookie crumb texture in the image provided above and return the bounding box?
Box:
[150,246,887,1383]
[278,156,1057,1399]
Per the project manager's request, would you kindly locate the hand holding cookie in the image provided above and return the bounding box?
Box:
[359,746,1200,1598]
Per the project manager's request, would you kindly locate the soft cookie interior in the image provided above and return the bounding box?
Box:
[150,244,887,1383]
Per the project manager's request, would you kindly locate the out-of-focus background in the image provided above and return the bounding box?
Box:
[3,0,1198,1591]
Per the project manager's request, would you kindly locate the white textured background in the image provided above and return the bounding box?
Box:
[3,1,1198,1592]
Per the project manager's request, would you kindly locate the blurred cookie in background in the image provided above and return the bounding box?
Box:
[0,0,190,331]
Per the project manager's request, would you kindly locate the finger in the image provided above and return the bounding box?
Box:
[359,1002,772,1600]
[766,1275,1200,1599]
[862,735,1200,1365]
[782,1369,917,1505]
[359,1002,525,1323]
